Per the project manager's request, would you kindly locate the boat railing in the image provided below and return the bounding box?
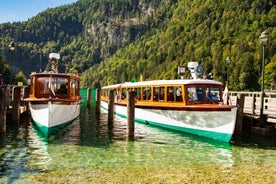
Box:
[230,91,276,123]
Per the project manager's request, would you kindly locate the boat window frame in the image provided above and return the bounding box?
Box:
[204,86,221,102]
[185,84,222,105]
[166,85,184,102]
[70,77,80,99]
[34,75,71,99]
[141,86,152,101]
[153,86,165,102]
[114,84,185,103]
[121,88,127,100]
[29,76,35,97]
[132,87,141,100]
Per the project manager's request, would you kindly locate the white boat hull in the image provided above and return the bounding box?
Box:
[101,101,237,142]
[29,101,80,135]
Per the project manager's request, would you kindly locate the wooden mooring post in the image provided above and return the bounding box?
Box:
[10,86,21,123]
[0,86,8,135]
[126,91,135,141]
[21,86,30,114]
[108,90,115,126]
[87,88,91,108]
[96,88,101,114]
[234,94,245,134]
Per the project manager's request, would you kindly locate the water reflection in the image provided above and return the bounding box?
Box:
[57,105,233,168]
[0,89,275,183]
[0,122,50,183]
[48,118,81,144]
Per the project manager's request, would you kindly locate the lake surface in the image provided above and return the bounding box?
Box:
[0,89,275,183]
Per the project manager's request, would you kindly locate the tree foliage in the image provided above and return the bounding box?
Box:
[15,71,28,85]
[0,0,275,91]
[0,56,12,84]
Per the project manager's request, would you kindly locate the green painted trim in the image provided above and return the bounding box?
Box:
[32,121,49,135]
[136,118,232,142]
[101,105,232,142]
[32,116,79,136]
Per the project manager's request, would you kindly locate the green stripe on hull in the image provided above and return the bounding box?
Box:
[32,116,79,136]
[136,118,232,142]
[101,106,232,142]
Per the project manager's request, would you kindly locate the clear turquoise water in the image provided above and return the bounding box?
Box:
[0,89,275,183]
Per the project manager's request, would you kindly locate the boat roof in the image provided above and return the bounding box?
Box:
[102,79,222,89]
[30,71,80,79]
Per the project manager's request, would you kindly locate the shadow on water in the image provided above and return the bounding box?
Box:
[232,132,276,149]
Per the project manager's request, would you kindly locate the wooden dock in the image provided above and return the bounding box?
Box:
[0,85,29,134]
[230,91,276,136]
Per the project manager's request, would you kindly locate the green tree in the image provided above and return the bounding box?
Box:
[15,71,28,85]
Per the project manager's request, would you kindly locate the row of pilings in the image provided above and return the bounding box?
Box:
[93,88,135,141]
[0,85,29,136]
[1,87,274,141]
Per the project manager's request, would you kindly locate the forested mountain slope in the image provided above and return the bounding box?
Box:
[0,0,275,91]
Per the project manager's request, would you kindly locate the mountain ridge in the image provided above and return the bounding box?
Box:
[0,0,275,91]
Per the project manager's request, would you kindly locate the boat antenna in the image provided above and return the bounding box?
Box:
[49,53,60,73]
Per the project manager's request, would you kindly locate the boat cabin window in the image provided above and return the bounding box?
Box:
[56,78,68,95]
[35,77,69,97]
[205,86,220,101]
[186,85,221,104]
[37,77,50,95]
[142,87,151,101]
[133,88,141,100]
[153,87,165,102]
[187,86,203,102]
[70,79,80,97]
[53,77,68,96]
[121,88,127,100]
[29,77,35,96]
[167,86,183,102]
[102,89,108,97]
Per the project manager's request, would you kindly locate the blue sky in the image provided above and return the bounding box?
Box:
[0,0,78,23]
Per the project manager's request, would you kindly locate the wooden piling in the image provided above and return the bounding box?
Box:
[11,86,21,123]
[234,94,245,134]
[22,86,30,113]
[96,88,101,114]
[108,90,115,125]
[251,93,256,115]
[126,91,135,141]
[0,86,8,135]
[87,88,91,108]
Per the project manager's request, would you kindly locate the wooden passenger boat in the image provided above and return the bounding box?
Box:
[100,63,237,142]
[24,53,81,136]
